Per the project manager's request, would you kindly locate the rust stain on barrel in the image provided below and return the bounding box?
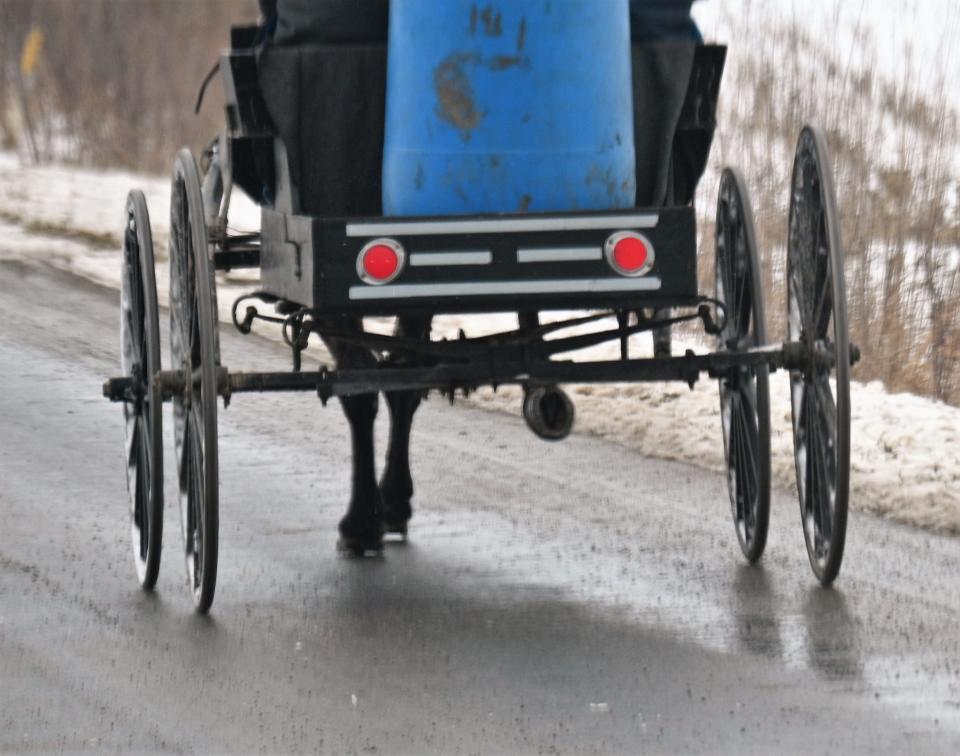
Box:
[489,55,522,71]
[434,53,484,139]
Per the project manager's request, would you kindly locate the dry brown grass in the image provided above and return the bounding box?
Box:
[0,0,258,171]
[695,11,960,405]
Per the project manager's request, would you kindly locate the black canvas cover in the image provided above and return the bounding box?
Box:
[258,43,388,216]
[629,42,724,208]
[671,44,726,205]
[631,42,697,207]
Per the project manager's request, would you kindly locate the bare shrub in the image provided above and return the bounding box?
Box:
[0,0,258,171]
[695,7,960,405]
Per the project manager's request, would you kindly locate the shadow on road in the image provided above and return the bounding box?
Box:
[803,587,863,682]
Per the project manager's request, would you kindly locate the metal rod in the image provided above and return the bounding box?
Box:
[102,343,822,404]
[312,307,708,362]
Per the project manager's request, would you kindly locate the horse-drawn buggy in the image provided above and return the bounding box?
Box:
[103,1,858,613]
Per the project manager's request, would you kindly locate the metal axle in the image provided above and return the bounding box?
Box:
[103,341,860,405]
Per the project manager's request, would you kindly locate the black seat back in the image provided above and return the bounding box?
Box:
[258,43,387,216]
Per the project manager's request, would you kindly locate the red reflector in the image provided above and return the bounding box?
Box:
[363,244,399,280]
[605,231,655,277]
[613,236,648,272]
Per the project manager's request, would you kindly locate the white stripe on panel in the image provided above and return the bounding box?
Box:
[345,213,659,238]
[409,251,493,267]
[348,277,662,301]
[517,246,602,263]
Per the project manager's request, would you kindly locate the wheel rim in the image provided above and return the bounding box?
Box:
[121,191,162,589]
[170,149,220,613]
[787,127,850,585]
[716,168,771,563]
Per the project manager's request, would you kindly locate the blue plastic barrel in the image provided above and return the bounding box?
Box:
[382,0,636,217]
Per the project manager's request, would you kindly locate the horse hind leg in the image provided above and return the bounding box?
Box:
[319,317,383,555]
[380,389,421,537]
[380,314,432,537]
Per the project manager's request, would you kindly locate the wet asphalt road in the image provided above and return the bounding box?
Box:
[2,258,960,754]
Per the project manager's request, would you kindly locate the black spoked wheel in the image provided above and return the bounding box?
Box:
[787,126,851,586]
[169,149,221,613]
[121,190,164,589]
[715,167,772,563]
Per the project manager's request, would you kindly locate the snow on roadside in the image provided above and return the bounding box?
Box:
[1,153,958,535]
[0,151,260,257]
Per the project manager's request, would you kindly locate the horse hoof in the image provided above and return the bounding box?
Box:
[337,536,384,558]
[382,520,409,542]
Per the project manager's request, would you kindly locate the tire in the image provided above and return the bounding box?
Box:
[169,149,221,613]
[786,126,851,586]
[120,189,164,590]
[715,167,772,564]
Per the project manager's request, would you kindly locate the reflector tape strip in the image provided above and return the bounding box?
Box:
[409,251,492,267]
[345,213,659,238]
[348,277,662,300]
[517,246,602,263]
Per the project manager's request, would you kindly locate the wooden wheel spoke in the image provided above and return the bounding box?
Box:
[811,217,833,338]
[125,413,142,522]
[720,216,737,318]
[126,246,144,351]
[172,275,190,354]
[179,411,193,497]
[737,386,760,485]
[800,383,814,514]
[186,425,200,557]
[726,222,740,319]
[190,402,206,457]
[139,412,155,543]
[807,390,821,536]
[187,425,205,580]
[809,387,833,549]
[813,376,838,446]
[136,415,152,480]
[733,404,752,533]
[791,377,807,502]
[789,265,812,337]
[138,322,149,378]
[126,307,143,370]
[736,394,759,517]
[738,270,753,340]
[126,411,140,469]
[136,430,150,556]
[812,274,833,338]
[730,223,749,337]
[803,385,816,523]
[733,252,752,341]
[729,392,744,522]
[190,292,202,358]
